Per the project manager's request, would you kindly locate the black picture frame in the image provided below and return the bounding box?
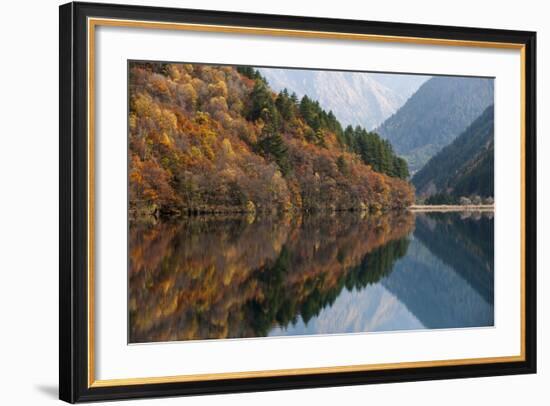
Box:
[60,1,537,403]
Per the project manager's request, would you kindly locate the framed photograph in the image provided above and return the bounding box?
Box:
[59,1,537,403]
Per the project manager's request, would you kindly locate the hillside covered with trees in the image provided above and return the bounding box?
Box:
[412,106,494,204]
[129,62,413,218]
[376,76,494,172]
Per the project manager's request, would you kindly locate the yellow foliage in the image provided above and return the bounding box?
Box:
[168,65,181,81]
[221,138,235,158]
[178,83,197,107]
[159,110,177,133]
[208,81,228,98]
[129,113,137,131]
[133,93,154,118]
[202,129,217,145]
[189,146,202,160]
[161,131,172,147]
[203,144,215,161]
[194,111,210,125]
[208,96,228,114]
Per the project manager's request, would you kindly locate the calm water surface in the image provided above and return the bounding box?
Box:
[128,211,494,343]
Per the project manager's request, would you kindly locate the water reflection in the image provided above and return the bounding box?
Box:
[386,212,494,329]
[128,211,494,343]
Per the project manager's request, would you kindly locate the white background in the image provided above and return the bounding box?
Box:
[0,0,546,404]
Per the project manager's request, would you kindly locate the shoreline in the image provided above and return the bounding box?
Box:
[408,204,494,212]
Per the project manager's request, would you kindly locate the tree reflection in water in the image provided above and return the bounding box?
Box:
[129,211,414,343]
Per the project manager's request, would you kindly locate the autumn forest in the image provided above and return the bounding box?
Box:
[129,62,413,219]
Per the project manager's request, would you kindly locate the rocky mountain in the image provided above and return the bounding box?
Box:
[412,106,494,199]
[376,76,494,172]
[259,67,429,131]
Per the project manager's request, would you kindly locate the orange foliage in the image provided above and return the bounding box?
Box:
[128,62,414,218]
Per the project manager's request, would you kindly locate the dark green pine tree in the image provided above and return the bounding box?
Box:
[380,140,393,175]
[343,125,355,150]
[275,88,295,122]
[236,66,256,79]
[257,122,291,176]
[290,92,299,106]
[247,80,276,122]
[299,95,316,128]
[340,125,409,180]
[393,156,410,179]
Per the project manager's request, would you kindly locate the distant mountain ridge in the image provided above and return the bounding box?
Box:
[412,106,494,199]
[376,76,494,172]
[259,68,429,131]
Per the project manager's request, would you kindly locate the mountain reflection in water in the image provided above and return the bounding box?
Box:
[128,211,493,343]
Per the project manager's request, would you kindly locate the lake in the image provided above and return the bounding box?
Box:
[128,211,494,343]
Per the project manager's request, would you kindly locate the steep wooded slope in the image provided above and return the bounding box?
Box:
[412,106,494,199]
[376,76,494,172]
